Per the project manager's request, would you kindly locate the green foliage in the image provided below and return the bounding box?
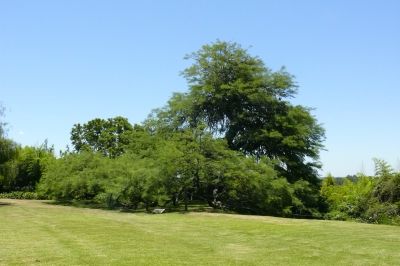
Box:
[39,40,330,216]
[221,158,293,216]
[366,159,400,224]
[322,159,400,225]
[372,158,400,203]
[321,174,374,220]
[363,201,400,224]
[15,42,329,218]
[0,140,54,192]
[292,180,325,217]
[107,155,167,210]
[41,41,328,217]
[14,143,54,191]
[71,116,133,158]
[373,158,393,178]
[0,138,19,191]
[37,152,109,200]
[0,138,19,165]
[0,106,17,192]
[4,42,400,225]
[137,41,327,215]
[95,193,119,209]
[38,150,167,209]
[39,128,307,216]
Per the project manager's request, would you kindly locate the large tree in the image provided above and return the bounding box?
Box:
[153,41,325,185]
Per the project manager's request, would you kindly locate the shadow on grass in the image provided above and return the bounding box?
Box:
[44,200,156,214]
[44,200,116,211]
[0,202,13,207]
[44,200,227,215]
[42,200,319,220]
[42,200,318,220]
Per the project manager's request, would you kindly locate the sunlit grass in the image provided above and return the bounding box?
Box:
[1,199,400,265]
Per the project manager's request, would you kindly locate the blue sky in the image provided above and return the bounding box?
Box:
[1,0,399,176]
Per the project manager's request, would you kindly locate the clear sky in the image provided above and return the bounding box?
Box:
[1,0,399,176]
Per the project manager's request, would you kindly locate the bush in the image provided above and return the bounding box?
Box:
[362,201,400,225]
[321,160,400,225]
[321,174,374,220]
[323,210,349,221]
[37,152,169,209]
[215,157,297,216]
[37,152,108,200]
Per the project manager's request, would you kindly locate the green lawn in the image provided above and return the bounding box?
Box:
[1,200,400,265]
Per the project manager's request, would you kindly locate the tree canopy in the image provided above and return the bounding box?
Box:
[71,116,133,158]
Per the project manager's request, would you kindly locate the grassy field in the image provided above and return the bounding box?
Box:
[1,200,400,265]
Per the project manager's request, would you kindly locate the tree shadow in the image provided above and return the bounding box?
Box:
[0,202,13,207]
[43,200,219,215]
[44,200,109,210]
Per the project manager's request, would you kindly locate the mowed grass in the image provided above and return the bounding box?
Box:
[1,200,400,265]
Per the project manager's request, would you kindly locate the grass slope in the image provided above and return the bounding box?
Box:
[1,200,400,265]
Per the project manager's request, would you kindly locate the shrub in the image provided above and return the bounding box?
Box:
[321,174,374,220]
[362,201,400,225]
[37,152,108,200]
[321,160,400,225]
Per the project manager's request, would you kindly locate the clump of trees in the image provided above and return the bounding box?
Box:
[37,41,326,217]
[321,159,400,225]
